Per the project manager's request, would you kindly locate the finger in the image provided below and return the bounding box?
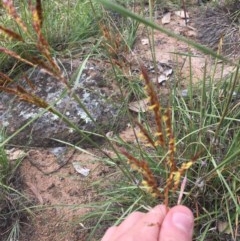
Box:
[101,226,117,241]
[131,205,167,240]
[159,205,194,241]
[116,211,145,235]
[115,205,167,241]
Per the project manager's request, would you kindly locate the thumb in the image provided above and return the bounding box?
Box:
[159,205,194,241]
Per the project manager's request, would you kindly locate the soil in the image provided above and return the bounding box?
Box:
[16,147,115,241]
[4,2,239,241]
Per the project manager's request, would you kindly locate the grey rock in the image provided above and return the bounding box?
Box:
[0,60,122,147]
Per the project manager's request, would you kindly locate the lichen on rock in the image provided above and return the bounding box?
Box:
[0,59,122,147]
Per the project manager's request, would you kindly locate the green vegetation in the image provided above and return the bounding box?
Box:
[0,131,30,241]
[0,0,99,74]
[0,0,239,240]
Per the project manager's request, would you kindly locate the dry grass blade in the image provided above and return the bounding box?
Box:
[100,23,125,58]
[29,57,68,86]
[0,85,54,111]
[164,152,201,207]
[177,175,187,205]
[16,85,51,109]
[0,72,13,87]
[0,47,35,67]
[0,25,24,42]
[36,0,43,28]
[2,0,28,34]
[141,65,165,148]
[23,75,37,91]
[120,149,161,198]
[31,4,61,77]
[163,108,177,173]
[135,121,156,148]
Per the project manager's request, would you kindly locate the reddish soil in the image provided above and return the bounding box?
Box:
[18,147,113,241]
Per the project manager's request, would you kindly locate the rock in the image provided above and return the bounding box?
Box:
[0,59,123,147]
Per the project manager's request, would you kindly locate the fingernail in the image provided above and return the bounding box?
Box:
[172,211,194,234]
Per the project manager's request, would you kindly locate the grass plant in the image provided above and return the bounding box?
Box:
[0,0,239,240]
[0,130,30,241]
[0,0,99,74]
[83,1,240,240]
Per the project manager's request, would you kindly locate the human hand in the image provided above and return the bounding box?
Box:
[101,205,194,241]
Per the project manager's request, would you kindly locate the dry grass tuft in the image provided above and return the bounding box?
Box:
[121,65,200,207]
